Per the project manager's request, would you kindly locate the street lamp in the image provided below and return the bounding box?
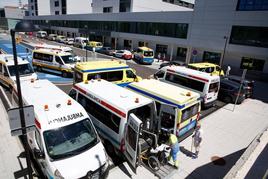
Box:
[220,36,228,68]
[84,25,88,61]
[11,21,39,179]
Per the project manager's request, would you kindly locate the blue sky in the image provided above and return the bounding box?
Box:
[0,0,28,8]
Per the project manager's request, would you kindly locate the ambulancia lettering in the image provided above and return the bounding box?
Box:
[48,112,84,124]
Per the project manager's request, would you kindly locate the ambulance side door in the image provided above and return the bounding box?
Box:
[124,113,142,173]
[159,103,177,135]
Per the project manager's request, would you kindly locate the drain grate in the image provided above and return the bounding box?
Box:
[211,156,226,166]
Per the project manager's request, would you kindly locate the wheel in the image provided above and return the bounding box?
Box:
[148,156,160,171]
[223,96,232,103]
[62,71,68,78]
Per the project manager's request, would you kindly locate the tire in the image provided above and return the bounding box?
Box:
[148,156,160,171]
[223,96,232,103]
[62,71,68,78]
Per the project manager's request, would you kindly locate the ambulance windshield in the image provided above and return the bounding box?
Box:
[43,118,98,160]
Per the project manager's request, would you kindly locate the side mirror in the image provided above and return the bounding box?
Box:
[33,148,45,159]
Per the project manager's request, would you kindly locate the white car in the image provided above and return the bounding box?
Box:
[113,50,133,60]
[64,38,74,45]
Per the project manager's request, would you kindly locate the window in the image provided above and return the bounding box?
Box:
[126,70,136,78]
[55,11,60,15]
[31,6,34,10]
[144,51,154,57]
[0,63,2,73]
[54,1,59,7]
[138,41,145,47]
[87,71,123,82]
[33,52,53,62]
[230,26,268,48]
[154,70,165,79]
[77,94,121,133]
[165,72,205,92]
[160,112,175,130]
[176,47,187,61]
[126,125,138,150]
[69,89,77,99]
[155,101,161,116]
[237,0,268,11]
[181,103,199,122]
[203,51,221,65]
[74,71,83,83]
[103,7,113,13]
[240,57,265,71]
[120,0,131,12]
[55,56,63,65]
[209,82,219,93]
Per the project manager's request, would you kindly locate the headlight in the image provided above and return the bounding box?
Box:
[54,169,64,179]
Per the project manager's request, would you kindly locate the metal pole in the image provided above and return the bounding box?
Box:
[220,36,228,68]
[11,30,33,179]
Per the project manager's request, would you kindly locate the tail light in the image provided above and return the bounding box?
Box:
[120,138,126,152]
[35,118,41,129]
[196,112,200,121]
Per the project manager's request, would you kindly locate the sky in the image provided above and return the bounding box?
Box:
[0,0,28,8]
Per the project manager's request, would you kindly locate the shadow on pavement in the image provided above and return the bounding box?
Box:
[180,146,195,158]
[185,148,246,179]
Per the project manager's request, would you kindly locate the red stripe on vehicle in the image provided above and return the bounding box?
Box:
[100,100,126,118]
[74,85,87,95]
[189,75,209,82]
[167,69,175,73]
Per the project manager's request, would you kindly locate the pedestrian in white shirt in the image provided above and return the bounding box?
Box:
[192,123,203,159]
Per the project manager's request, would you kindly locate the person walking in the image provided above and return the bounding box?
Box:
[157,53,161,62]
[168,132,180,168]
[226,65,231,76]
[192,123,203,159]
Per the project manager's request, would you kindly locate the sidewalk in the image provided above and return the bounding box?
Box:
[0,100,27,179]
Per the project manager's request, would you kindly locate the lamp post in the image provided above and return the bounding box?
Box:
[84,25,88,61]
[11,21,39,179]
[220,36,228,68]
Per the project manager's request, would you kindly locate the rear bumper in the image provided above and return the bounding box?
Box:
[202,100,216,109]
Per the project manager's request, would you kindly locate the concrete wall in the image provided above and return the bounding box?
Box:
[37,0,50,15]
[67,0,92,14]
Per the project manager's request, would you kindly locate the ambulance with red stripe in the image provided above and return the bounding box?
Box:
[69,79,158,172]
[17,80,109,179]
[154,66,220,108]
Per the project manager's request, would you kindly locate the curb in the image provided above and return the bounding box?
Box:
[224,125,268,179]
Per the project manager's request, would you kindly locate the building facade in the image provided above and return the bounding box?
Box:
[25,0,268,80]
[0,6,27,30]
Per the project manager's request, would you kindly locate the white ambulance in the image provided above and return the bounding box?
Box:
[154,66,220,108]
[69,79,158,172]
[0,54,37,90]
[17,80,109,179]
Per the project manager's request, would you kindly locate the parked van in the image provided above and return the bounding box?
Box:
[0,54,37,90]
[127,79,201,140]
[15,79,109,179]
[154,66,220,108]
[73,37,89,48]
[47,34,57,41]
[36,31,47,38]
[56,35,66,43]
[86,41,103,51]
[32,48,77,77]
[188,62,224,76]
[73,60,142,87]
[133,47,154,65]
[69,79,158,172]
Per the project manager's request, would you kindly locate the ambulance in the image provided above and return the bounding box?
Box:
[32,48,78,77]
[73,60,142,87]
[154,66,220,108]
[69,79,158,172]
[127,79,201,140]
[0,54,37,90]
[15,80,109,179]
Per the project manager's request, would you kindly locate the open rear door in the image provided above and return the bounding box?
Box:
[159,103,177,135]
[124,113,142,173]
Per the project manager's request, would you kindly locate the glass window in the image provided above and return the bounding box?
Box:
[0,63,2,73]
[209,82,219,93]
[203,51,221,65]
[160,112,175,130]
[69,89,77,99]
[176,47,187,60]
[165,72,205,92]
[43,118,98,160]
[61,55,76,64]
[77,94,121,134]
[154,70,165,79]
[103,7,113,13]
[54,1,59,7]
[230,26,268,48]
[126,125,138,150]
[128,104,152,125]
[8,64,34,76]
[35,131,44,151]
[144,51,153,57]
[181,103,199,122]
[33,52,53,62]
[237,0,268,11]
[74,71,83,83]
[55,56,63,65]
[126,70,136,78]
[240,57,265,71]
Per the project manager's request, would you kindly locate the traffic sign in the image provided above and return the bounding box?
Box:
[192,49,198,56]
[8,105,35,136]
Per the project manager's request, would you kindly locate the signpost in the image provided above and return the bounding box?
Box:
[8,105,35,136]
[192,49,197,63]
[232,69,247,111]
